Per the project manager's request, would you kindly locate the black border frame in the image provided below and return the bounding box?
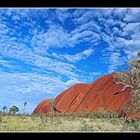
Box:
[0,132,139,138]
[0,0,140,137]
[0,0,140,7]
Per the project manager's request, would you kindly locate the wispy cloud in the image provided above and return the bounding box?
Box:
[52,48,94,63]
[123,8,140,22]
[0,69,87,113]
[108,52,128,73]
[55,8,70,24]
[0,59,12,68]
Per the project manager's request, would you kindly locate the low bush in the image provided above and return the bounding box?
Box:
[80,120,94,131]
[76,108,118,119]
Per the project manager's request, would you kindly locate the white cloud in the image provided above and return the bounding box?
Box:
[31,23,101,58]
[0,22,9,35]
[0,70,87,113]
[72,21,101,34]
[0,71,69,98]
[89,72,102,77]
[124,50,138,60]
[64,78,83,86]
[0,58,21,71]
[113,8,127,20]
[55,8,70,23]
[0,33,94,83]
[52,48,94,63]
[31,25,72,54]
[122,22,140,36]
[72,9,114,25]
[108,52,127,73]
[123,8,140,22]
[72,9,85,18]
[116,37,140,49]
[0,36,77,80]
[4,8,30,18]
[32,23,101,54]
[12,15,20,21]
[14,10,140,77]
[72,10,92,24]
[71,30,100,45]
[0,22,78,79]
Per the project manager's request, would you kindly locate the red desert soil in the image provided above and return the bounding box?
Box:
[33,72,139,119]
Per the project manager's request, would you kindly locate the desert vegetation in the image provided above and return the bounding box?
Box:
[0,109,140,131]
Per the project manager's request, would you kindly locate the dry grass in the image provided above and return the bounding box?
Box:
[0,114,140,132]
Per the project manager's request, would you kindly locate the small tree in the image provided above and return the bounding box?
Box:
[3,106,8,113]
[112,72,133,95]
[112,51,140,95]
[23,102,27,114]
[9,106,19,115]
[112,50,140,118]
[130,51,140,111]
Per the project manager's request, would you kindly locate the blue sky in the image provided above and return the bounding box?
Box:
[0,8,140,114]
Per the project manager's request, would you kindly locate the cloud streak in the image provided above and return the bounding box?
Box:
[52,48,94,63]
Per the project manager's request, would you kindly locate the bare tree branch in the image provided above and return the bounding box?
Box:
[53,106,61,113]
[113,84,133,95]
[113,81,128,86]
[113,73,134,96]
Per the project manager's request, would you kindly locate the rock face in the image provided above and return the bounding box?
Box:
[33,99,52,114]
[33,72,132,116]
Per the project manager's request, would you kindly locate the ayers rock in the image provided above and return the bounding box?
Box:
[33,72,134,117]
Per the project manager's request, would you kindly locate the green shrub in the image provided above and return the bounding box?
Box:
[40,116,48,123]
[80,120,94,131]
[44,108,118,119]
[131,90,140,111]
[53,117,62,125]
[78,108,118,119]
[0,116,2,123]
[31,115,38,121]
